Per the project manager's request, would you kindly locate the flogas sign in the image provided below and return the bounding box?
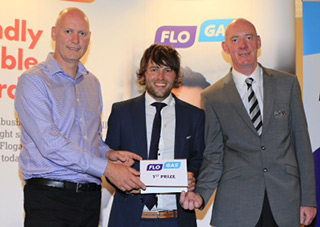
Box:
[154,19,233,48]
[146,162,181,171]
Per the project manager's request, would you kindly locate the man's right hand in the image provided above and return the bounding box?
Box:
[179,191,203,210]
[104,162,146,193]
[107,150,142,166]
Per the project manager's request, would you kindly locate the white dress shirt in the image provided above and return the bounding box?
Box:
[144,92,177,211]
[232,65,264,120]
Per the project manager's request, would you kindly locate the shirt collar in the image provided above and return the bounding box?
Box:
[145,92,175,107]
[46,52,89,79]
[232,64,262,87]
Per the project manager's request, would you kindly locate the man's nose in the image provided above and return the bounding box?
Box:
[239,38,248,48]
[157,70,165,79]
[71,34,80,44]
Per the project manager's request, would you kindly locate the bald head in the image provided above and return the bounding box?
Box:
[51,7,91,77]
[225,18,258,39]
[55,8,90,31]
[222,18,261,75]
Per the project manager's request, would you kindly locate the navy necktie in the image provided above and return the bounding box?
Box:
[144,102,166,210]
[148,102,167,159]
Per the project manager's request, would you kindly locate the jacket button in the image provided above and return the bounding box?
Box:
[263,168,268,173]
[261,146,266,150]
[140,198,144,203]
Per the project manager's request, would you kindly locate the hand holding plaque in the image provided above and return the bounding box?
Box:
[140,159,188,194]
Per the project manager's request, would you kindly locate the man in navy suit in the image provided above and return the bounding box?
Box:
[105,44,204,227]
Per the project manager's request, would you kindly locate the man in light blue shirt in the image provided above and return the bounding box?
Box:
[15,7,145,227]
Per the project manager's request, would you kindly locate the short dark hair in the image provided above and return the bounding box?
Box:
[137,44,182,88]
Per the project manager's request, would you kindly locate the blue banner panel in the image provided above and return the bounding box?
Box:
[303,2,320,56]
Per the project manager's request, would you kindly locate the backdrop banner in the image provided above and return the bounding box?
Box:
[0,0,295,226]
[303,2,320,226]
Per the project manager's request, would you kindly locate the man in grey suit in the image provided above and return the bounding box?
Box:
[180,18,317,227]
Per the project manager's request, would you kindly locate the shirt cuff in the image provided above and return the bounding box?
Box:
[100,143,112,159]
[87,156,108,178]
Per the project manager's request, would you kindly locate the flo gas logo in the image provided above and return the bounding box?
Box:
[147,164,163,171]
[164,162,181,169]
[154,19,233,48]
[60,0,95,2]
[199,19,233,42]
[146,162,181,171]
[155,26,197,49]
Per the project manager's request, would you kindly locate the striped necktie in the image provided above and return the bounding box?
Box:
[245,78,263,135]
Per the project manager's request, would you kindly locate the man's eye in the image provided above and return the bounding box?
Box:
[80,32,87,37]
[65,29,72,34]
[165,68,172,73]
[231,39,238,43]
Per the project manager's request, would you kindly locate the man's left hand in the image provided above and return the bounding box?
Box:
[300,206,317,226]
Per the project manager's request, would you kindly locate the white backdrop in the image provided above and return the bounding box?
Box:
[0,0,295,226]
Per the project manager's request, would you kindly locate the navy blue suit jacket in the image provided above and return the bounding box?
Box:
[105,93,204,227]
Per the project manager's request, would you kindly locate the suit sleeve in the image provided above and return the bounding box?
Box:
[187,110,205,178]
[105,104,121,150]
[195,93,224,207]
[290,76,317,207]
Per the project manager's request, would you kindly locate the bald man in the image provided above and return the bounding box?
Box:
[15,8,145,227]
[180,18,317,227]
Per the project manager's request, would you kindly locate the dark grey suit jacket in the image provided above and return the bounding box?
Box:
[106,93,204,227]
[196,65,316,227]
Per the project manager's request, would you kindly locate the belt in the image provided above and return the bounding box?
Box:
[26,178,101,192]
[141,210,178,219]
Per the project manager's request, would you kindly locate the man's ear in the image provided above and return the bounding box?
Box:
[221,41,229,54]
[257,35,261,49]
[51,26,56,41]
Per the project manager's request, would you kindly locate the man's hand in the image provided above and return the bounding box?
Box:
[187,172,196,191]
[300,206,317,226]
[107,150,142,166]
[105,162,146,193]
[179,191,203,210]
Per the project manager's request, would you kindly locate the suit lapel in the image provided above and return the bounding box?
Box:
[261,66,276,135]
[131,94,148,160]
[174,97,187,159]
[223,71,259,135]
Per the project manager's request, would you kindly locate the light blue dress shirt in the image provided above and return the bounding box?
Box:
[15,53,110,184]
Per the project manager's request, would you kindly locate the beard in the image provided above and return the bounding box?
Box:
[146,83,173,101]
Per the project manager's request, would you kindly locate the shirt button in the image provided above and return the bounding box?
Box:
[261,146,266,151]
[84,136,88,140]
[263,168,268,173]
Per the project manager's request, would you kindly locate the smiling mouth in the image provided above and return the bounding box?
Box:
[154,82,166,87]
[68,47,80,51]
[239,53,250,57]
